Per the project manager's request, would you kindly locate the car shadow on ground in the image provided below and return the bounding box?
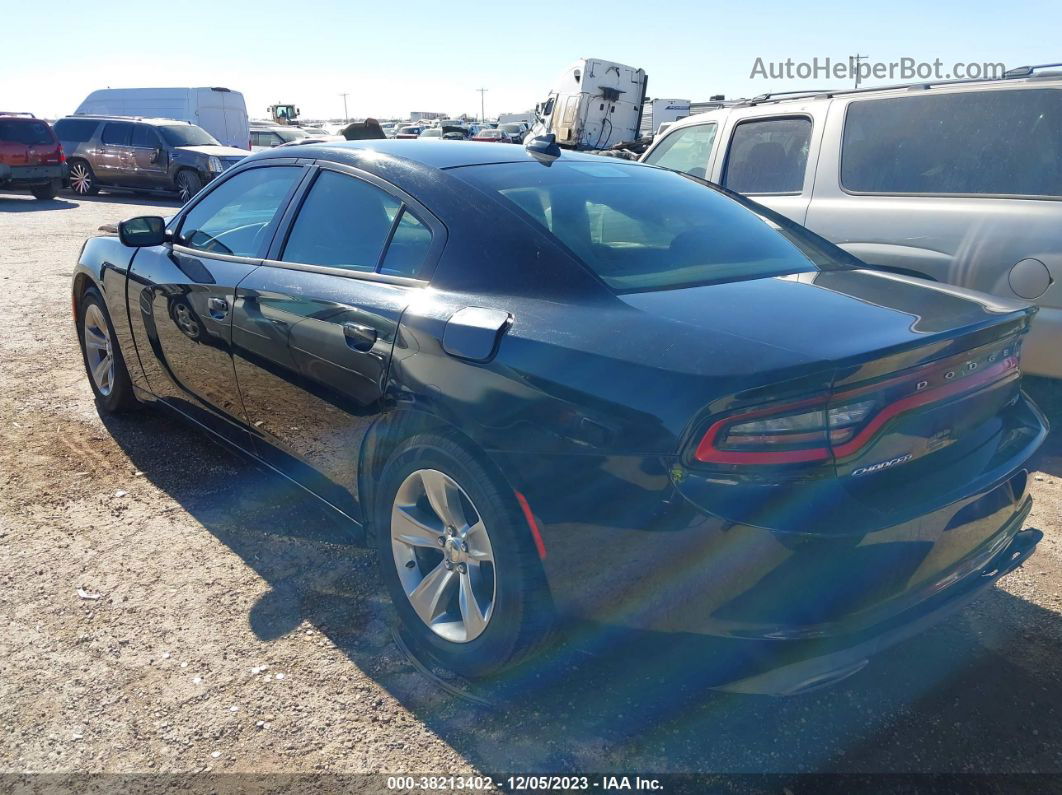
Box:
[97,389,1062,774]
[63,192,184,208]
[0,195,78,211]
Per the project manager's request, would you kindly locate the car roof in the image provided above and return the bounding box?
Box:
[62,115,194,127]
[252,139,619,170]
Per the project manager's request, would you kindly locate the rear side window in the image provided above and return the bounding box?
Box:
[101,122,133,145]
[55,119,99,143]
[0,119,55,145]
[178,166,302,257]
[841,89,1062,197]
[723,117,812,194]
[380,210,433,278]
[281,170,401,272]
[642,123,717,179]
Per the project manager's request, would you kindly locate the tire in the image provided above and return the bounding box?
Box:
[32,182,57,200]
[68,160,99,196]
[175,170,203,202]
[77,287,139,413]
[375,433,553,678]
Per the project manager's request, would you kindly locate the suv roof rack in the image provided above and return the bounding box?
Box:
[733,65,1062,108]
[69,114,194,124]
[1004,62,1062,77]
[0,111,37,118]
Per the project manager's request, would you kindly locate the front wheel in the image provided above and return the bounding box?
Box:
[77,287,139,413]
[175,170,203,202]
[375,434,553,678]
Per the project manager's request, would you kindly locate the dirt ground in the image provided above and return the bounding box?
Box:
[1,189,1061,780]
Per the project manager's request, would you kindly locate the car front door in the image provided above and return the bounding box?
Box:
[230,163,442,514]
[716,112,824,225]
[126,162,307,447]
[97,122,135,184]
[130,124,168,188]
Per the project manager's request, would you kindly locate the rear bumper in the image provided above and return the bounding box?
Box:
[718,523,1041,695]
[0,163,66,186]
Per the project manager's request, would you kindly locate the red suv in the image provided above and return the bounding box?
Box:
[0,113,67,200]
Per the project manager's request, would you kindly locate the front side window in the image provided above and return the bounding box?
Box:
[723,117,812,194]
[841,89,1062,197]
[102,122,133,146]
[281,170,401,272]
[457,160,848,292]
[131,125,160,148]
[178,166,302,257]
[642,123,717,179]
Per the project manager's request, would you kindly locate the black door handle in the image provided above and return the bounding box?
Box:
[343,322,377,351]
[208,297,229,318]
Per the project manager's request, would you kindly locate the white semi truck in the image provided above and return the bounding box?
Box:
[527,58,648,150]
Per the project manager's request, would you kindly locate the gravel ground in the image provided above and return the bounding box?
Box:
[1,190,1061,779]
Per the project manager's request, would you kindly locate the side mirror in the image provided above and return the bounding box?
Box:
[118,216,168,248]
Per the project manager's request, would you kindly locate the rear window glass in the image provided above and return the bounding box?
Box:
[841,89,1062,197]
[0,119,55,145]
[455,160,846,292]
[55,118,99,143]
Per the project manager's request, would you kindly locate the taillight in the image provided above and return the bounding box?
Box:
[694,340,1022,466]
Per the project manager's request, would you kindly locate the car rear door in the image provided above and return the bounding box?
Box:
[96,121,137,184]
[126,162,307,448]
[230,162,443,514]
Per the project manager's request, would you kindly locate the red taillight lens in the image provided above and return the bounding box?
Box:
[694,340,1022,466]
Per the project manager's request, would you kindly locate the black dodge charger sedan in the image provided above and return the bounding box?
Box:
[72,139,1047,694]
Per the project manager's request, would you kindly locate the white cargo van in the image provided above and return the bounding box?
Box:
[528,58,648,150]
[74,87,250,149]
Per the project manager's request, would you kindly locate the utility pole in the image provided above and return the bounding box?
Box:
[339,92,350,122]
[475,87,488,123]
[849,54,867,88]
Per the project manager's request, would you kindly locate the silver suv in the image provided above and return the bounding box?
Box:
[641,65,1062,378]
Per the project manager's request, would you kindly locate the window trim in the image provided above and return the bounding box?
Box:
[169,160,309,263]
[720,114,813,197]
[642,121,718,174]
[264,161,446,284]
[837,90,1062,201]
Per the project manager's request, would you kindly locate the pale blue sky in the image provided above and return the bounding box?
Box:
[3,0,1059,121]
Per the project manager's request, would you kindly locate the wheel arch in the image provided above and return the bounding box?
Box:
[357,408,521,548]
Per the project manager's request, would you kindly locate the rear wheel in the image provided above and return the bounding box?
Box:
[32,182,57,200]
[77,288,139,413]
[68,160,99,196]
[175,170,202,202]
[375,434,553,678]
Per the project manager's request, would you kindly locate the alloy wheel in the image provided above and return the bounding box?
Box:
[83,304,114,396]
[69,163,93,195]
[390,469,496,643]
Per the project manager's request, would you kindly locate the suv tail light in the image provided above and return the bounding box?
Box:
[694,341,1022,466]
